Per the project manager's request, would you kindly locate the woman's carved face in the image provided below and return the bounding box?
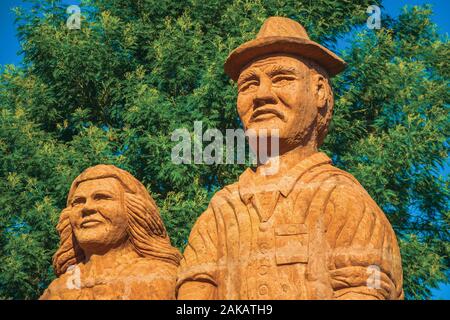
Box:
[69,177,128,255]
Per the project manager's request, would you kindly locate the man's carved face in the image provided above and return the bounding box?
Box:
[69,177,128,254]
[237,54,322,152]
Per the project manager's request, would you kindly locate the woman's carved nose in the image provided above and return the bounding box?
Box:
[81,200,97,216]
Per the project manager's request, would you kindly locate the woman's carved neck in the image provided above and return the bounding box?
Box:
[82,240,138,272]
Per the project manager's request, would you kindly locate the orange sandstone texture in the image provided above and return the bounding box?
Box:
[176,17,404,300]
[40,165,181,300]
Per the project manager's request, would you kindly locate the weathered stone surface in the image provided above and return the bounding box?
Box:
[176,17,404,300]
[40,165,181,300]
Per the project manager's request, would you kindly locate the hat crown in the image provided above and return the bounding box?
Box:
[224,16,346,81]
[256,17,310,40]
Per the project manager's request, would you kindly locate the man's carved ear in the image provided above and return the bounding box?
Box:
[312,73,334,147]
[313,74,330,111]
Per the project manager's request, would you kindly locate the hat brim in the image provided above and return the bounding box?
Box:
[224,36,346,81]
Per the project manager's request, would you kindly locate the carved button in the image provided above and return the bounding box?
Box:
[258,265,268,275]
[258,284,268,295]
[282,284,289,292]
[259,222,270,232]
[259,242,269,253]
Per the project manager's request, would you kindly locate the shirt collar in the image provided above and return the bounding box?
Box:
[238,152,332,204]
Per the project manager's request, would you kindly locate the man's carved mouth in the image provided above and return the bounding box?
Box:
[250,107,285,122]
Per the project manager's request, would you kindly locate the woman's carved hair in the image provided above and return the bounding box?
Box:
[53,165,182,276]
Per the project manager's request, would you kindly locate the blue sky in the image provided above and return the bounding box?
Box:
[0,0,449,299]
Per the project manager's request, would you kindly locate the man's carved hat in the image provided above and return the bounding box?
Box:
[224,16,346,81]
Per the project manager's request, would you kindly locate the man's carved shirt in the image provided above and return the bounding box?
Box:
[177,152,403,299]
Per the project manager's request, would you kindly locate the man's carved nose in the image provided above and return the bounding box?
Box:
[254,83,277,108]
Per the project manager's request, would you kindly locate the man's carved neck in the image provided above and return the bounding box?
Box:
[254,141,317,182]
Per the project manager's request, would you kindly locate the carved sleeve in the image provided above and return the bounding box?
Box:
[324,180,404,300]
[176,206,219,297]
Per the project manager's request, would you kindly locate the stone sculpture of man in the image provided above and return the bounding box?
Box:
[176,17,403,300]
[40,165,182,299]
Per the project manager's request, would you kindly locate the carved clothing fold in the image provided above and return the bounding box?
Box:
[177,152,403,300]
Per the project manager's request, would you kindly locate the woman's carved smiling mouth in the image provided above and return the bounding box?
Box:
[80,218,103,228]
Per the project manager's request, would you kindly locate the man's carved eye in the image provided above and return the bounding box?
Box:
[272,75,296,85]
[239,81,258,93]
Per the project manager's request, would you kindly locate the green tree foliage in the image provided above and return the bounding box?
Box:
[0,0,448,299]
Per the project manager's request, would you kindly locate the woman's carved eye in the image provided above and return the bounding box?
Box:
[94,193,112,201]
[72,198,85,206]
